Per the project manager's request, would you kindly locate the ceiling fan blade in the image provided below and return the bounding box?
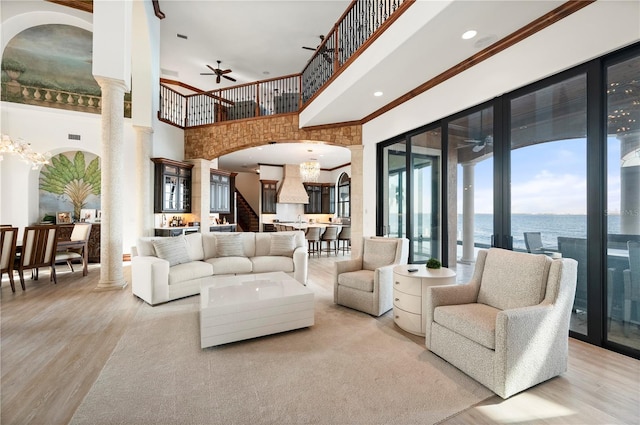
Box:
[302,46,316,51]
[472,144,485,153]
[200,73,216,75]
[220,69,232,74]
[223,75,236,82]
[216,75,221,84]
[206,64,217,72]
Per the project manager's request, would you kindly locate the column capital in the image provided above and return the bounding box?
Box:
[94,76,129,93]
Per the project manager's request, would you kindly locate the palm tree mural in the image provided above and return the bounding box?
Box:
[40,151,101,220]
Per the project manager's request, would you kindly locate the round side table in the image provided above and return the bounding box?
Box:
[392,264,456,336]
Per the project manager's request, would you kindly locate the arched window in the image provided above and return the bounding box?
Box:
[337,172,350,218]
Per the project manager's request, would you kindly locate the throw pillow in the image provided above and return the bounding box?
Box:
[362,238,398,270]
[270,233,296,256]
[152,236,191,267]
[215,233,244,257]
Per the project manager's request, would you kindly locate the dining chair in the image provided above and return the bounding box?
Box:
[17,225,59,288]
[558,237,587,312]
[0,227,19,292]
[55,223,92,274]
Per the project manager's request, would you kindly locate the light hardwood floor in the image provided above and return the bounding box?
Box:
[1,255,639,425]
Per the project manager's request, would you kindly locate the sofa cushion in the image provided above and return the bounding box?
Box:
[251,256,294,273]
[152,237,191,266]
[434,303,500,350]
[168,261,213,285]
[214,233,245,257]
[338,269,375,292]
[184,232,204,261]
[270,233,296,256]
[478,248,551,310]
[205,257,253,274]
[137,237,160,257]
[362,239,397,271]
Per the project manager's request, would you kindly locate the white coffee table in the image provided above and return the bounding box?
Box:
[200,272,314,348]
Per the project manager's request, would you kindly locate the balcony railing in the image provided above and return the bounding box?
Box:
[159,0,408,129]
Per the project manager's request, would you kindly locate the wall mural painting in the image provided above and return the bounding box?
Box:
[39,151,101,223]
[1,24,131,117]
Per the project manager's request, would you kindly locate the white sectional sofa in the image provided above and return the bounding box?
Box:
[132,231,308,305]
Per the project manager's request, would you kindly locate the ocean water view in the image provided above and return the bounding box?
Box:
[390,213,624,252]
[462,213,600,251]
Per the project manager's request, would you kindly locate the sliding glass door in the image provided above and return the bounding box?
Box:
[376,43,640,358]
[508,73,588,335]
[380,140,406,239]
[448,106,494,266]
[379,127,442,264]
[605,53,640,351]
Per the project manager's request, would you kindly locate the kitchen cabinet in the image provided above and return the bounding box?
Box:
[210,170,233,214]
[152,158,193,213]
[261,180,278,214]
[303,183,322,214]
[321,184,335,214]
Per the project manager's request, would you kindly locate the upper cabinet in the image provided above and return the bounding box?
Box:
[210,169,234,214]
[303,183,334,214]
[152,158,193,213]
[261,180,278,214]
[321,184,335,214]
[303,183,322,214]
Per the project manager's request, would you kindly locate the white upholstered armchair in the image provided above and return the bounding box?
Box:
[425,248,577,399]
[334,237,409,316]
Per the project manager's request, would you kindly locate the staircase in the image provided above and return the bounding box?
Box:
[235,190,260,232]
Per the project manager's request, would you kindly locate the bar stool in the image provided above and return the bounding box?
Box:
[320,226,339,256]
[305,226,321,257]
[338,226,351,254]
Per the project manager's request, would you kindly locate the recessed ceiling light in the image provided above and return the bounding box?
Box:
[462,30,477,40]
[373,91,383,97]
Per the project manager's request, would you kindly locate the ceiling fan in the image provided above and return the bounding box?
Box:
[461,135,494,152]
[302,35,339,64]
[200,60,236,84]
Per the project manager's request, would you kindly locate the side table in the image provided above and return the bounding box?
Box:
[393,264,456,336]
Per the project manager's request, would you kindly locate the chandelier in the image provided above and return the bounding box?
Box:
[299,160,320,182]
[0,134,50,169]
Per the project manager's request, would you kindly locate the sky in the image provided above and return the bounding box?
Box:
[460,137,623,215]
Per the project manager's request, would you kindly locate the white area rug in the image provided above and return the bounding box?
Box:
[70,279,491,424]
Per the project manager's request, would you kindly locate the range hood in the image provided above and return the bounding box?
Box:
[276,164,309,204]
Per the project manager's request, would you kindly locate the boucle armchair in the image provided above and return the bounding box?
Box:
[334,237,409,316]
[425,248,577,399]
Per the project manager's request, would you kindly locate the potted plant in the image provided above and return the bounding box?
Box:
[426,258,442,269]
[1,58,26,81]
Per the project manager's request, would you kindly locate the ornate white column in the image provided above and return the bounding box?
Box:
[460,163,475,264]
[349,145,364,258]
[96,76,128,290]
[134,125,154,238]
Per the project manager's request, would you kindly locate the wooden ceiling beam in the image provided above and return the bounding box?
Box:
[46,0,93,13]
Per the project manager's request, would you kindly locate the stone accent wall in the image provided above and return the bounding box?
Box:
[184,114,362,159]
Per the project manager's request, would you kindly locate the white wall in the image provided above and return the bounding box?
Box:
[361,0,640,235]
[0,102,139,249]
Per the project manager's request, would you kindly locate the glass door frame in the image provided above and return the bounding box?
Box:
[377,123,447,265]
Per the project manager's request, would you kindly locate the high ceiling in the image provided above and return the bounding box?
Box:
[46,0,574,172]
